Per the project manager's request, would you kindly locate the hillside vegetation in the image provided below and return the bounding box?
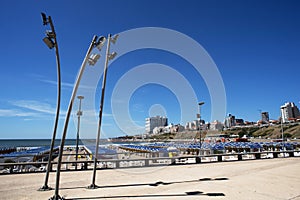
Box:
[149,123,300,140]
[223,123,300,139]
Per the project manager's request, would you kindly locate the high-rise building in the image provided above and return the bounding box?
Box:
[280,102,300,123]
[224,114,235,128]
[261,112,269,123]
[145,116,168,133]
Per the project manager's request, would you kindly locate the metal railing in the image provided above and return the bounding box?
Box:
[1,150,299,174]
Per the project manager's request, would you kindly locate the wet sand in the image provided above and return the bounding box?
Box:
[0,157,299,200]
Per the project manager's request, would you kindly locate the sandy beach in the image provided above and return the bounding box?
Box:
[0,157,299,200]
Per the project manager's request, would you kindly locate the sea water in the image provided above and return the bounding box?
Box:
[0,139,83,148]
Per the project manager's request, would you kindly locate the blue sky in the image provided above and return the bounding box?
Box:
[0,0,299,139]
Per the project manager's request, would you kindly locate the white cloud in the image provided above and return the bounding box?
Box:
[80,109,113,118]
[0,109,37,117]
[0,100,67,121]
[11,100,56,114]
[41,79,74,88]
[40,79,94,90]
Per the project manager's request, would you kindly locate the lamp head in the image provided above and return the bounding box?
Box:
[46,30,56,38]
[77,96,84,100]
[108,52,117,60]
[88,54,101,66]
[41,12,48,25]
[198,102,205,106]
[95,36,106,51]
[43,37,55,49]
[110,34,119,44]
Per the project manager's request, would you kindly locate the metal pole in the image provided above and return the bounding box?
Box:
[39,15,61,191]
[280,108,285,157]
[50,36,98,200]
[198,102,204,155]
[199,107,201,154]
[88,34,112,189]
[75,96,84,170]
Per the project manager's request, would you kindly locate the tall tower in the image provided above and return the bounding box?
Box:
[280,102,300,123]
[145,116,168,133]
[261,112,269,123]
[224,114,236,128]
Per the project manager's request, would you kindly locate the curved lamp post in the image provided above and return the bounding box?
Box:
[88,33,118,189]
[39,12,61,191]
[50,35,104,200]
[75,95,84,170]
[198,102,204,155]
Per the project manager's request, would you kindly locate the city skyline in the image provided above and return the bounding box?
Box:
[149,101,300,130]
[0,1,300,139]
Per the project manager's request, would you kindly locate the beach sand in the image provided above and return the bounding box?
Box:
[0,157,299,199]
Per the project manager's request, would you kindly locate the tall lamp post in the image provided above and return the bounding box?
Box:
[75,96,84,170]
[88,33,118,189]
[280,107,285,154]
[50,35,104,200]
[198,102,205,155]
[39,13,61,191]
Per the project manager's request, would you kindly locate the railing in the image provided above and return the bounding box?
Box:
[1,150,299,174]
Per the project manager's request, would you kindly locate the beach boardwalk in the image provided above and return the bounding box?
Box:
[0,157,299,199]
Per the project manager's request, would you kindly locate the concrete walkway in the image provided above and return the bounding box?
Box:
[0,158,299,199]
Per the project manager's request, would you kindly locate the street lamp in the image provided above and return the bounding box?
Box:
[50,35,104,200]
[88,33,118,189]
[39,12,61,191]
[198,102,205,155]
[280,107,285,154]
[75,96,84,170]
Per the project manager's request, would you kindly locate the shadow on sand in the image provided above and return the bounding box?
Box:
[60,177,228,190]
[60,177,227,199]
[64,191,225,199]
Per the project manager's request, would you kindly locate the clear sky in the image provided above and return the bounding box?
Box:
[0,0,299,139]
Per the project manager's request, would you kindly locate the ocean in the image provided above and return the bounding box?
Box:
[0,139,121,161]
[0,139,84,148]
[0,139,128,148]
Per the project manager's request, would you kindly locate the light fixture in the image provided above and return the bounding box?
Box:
[39,12,62,194]
[46,30,56,38]
[88,54,101,66]
[198,101,205,155]
[75,95,84,171]
[43,37,55,49]
[95,36,106,51]
[199,102,205,106]
[108,52,117,60]
[41,12,48,25]
[110,34,119,44]
[52,35,99,198]
[77,96,84,116]
[88,33,119,189]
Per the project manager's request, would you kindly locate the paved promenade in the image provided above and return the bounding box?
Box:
[0,158,299,200]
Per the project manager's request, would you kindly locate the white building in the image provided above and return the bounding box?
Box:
[185,120,206,130]
[224,114,236,128]
[281,102,300,123]
[210,120,224,131]
[185,121,197,130]
[145,116,168,134]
